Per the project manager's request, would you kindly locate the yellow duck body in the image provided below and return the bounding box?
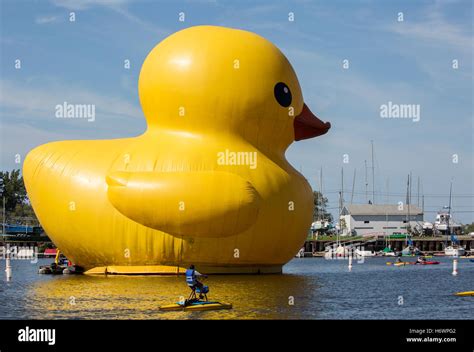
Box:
[24,26,330,274]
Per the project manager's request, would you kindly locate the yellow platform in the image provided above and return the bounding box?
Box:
[85,264,282,275]
[159,302,232,312]
[85,265,186,275]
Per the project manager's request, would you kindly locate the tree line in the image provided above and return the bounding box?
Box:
[0,169,38,225]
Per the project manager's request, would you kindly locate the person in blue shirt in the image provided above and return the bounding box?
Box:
[186,264,209,298]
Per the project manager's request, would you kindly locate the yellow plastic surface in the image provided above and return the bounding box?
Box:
[23,25,330,273]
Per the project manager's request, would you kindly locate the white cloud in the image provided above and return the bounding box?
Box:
[35,16,59,25]
[50,0,168,35]
[0,122,65,169]
[51,0,128,11]
[385,2,472,55]
[108,6,169,36]
[0,79,145,170]
[0,79,142,121]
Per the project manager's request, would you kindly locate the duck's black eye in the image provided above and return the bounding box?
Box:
[274,82,292,107]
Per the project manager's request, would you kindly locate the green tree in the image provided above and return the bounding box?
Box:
[0,169,27,212]
[0,169,38,225]
[464,223,474,234]
[313,191,333,223]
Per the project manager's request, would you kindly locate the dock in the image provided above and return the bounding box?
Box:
[303,236,474,256]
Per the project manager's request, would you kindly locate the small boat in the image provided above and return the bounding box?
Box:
[38,266,51,274]
[455,291,474,297]
[38,249,75,275]
[62,265,84,275]
[445,245,466,257]
[435,210,462,233]
[380,247,396,257]
[401,246,421,256]
[415,261,440,265]
[159,301,233,311]
[38,264,65,275]
[386,261,413,266]
[355,248,376,257]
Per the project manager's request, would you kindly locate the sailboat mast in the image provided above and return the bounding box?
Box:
[409,172,412,207]
[320,167,323,196]
[447,182,452,244]
[351,169,356,204]
[338,191,342,238]
[2,196,5,235]
[341,167,344,206]
[364,160,368,203]
[371,140,375,204]
[408,173,411,234]
[319,167,323,221]
[417,176,420,207]
[405,174,410,239]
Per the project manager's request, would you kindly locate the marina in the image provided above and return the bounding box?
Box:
[304,235,474,256]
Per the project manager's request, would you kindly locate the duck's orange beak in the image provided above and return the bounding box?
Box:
[294,104,331,141]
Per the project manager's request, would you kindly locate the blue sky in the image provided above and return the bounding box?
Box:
[0,0,472,223]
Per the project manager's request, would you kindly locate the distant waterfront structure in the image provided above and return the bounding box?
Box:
[339,204,423,236]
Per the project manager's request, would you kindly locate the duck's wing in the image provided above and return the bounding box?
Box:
[106,171,260,238]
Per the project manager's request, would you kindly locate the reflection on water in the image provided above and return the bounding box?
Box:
[24,274,318,319]
[1,257,473,319]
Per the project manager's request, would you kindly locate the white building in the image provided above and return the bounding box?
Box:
[340,204,424,236]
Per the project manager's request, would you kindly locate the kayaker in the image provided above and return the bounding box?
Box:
[416,256,426,264]
[185,264,208,297]
[396,257,402,263]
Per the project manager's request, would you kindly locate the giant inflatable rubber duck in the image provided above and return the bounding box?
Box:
[24,26,330,274]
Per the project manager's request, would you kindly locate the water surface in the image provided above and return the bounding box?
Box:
[0,257,472,319]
